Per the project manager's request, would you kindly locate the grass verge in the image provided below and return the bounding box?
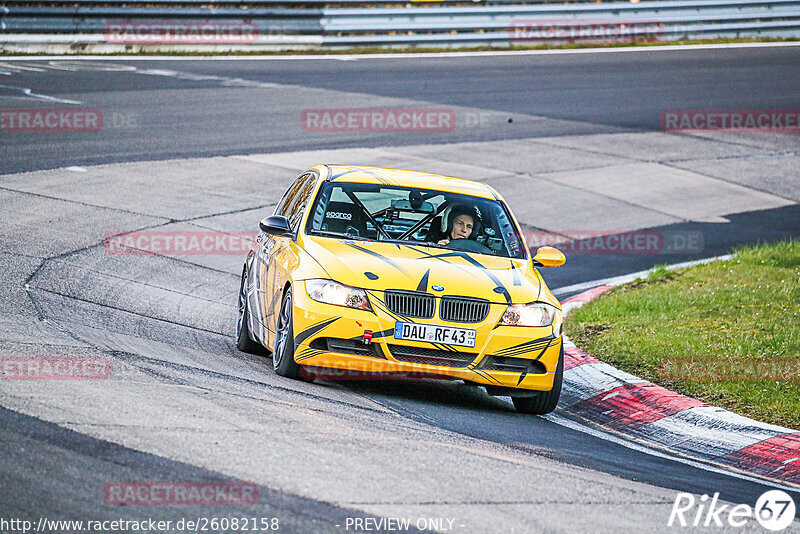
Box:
[2,36,798,56]
[564,240,800,429]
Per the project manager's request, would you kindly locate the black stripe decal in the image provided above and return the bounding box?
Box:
[405,246,512,304]
[518,340,553,385]
[535,338,554,361]
[439,251,512,304]
[347,243,406,274]
[491,336,553,357]
[404,246,479,277]
[516,370,527,386]
[493,340,550,355]
[295,348,326,361]
[294,316,340,347]
[416,269,430,292]
[494,347,549,359]
[472,369,502,384]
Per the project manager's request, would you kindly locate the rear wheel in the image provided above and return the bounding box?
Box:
[273,287,302,379]
[512,345,563,415]
[236,266,261,354]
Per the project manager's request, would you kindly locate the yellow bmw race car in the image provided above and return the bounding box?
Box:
[236,165,566,414]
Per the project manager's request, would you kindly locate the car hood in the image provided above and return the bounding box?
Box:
[301,235,544,304]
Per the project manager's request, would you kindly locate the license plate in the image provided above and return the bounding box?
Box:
[393,322,476,348]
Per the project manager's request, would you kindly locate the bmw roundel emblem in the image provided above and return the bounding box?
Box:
[431,284,445,292]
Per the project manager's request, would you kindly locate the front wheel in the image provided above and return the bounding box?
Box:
[512,345,563,415]
[273,287,302,379]
[236,266,261,354]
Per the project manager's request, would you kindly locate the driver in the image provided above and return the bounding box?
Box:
[437,204,479,246]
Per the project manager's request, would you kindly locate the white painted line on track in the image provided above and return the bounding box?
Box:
[1,41,798,61]
[553,254,733,298]
[0,84,82,104]
[544,412,800,493]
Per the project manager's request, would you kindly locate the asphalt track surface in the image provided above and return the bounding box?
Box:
[2,46,800,174]
[1,47,799,533]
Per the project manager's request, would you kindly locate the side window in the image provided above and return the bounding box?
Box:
[274,172,312,218]
[287,176,316,230]
[275,173,317,231]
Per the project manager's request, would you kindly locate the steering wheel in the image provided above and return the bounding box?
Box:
[447,238,493,254]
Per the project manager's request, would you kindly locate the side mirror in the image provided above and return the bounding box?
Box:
[532,246,565,268]
[259,216,293,237]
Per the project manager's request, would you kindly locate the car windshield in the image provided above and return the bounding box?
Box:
[305,181,527,259]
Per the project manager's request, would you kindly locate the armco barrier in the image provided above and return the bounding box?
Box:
[1,0,799,52]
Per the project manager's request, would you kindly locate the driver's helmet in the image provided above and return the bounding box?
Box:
[441,204,482,240]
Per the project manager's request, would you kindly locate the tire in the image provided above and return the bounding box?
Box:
[512,345,564,415]
[273,286,302,379]
[236,266,262,354]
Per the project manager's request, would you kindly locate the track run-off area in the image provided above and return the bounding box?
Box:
[1,45,800,532]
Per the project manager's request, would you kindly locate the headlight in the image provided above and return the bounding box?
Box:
[305,279,371,311]
[499,302,557,327]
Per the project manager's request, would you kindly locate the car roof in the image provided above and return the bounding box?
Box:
[312,164,501,200]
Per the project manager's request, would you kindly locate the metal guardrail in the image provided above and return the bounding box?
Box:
[1,0,799,51]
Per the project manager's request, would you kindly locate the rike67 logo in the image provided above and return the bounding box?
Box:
[669,490,796,531]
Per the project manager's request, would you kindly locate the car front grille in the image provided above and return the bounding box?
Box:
[387,344,476,368]
[440,296,490,323]
[384,290,435,319]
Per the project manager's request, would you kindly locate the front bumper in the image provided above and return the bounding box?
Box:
[290,284,562,391]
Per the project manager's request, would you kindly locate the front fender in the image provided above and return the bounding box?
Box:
[264,238,331,343]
